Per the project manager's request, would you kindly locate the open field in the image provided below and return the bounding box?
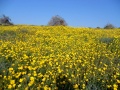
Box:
[0,26,120,90]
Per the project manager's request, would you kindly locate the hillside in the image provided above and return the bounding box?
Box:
[0,26,120,90]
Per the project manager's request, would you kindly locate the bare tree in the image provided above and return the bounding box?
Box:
[48,15,67,26]
[0,15,13,25]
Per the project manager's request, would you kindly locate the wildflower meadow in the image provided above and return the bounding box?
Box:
[0,25,120,90]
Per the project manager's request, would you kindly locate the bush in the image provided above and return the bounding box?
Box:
[96,27,101,29]
[99,37,114,44]
[48,15,67,26]
[104,24,115,29]
[0,15,13,25]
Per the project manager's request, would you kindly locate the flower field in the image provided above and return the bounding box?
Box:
[0,25,120,90]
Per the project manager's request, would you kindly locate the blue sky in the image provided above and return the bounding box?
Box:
[0,0,120,27]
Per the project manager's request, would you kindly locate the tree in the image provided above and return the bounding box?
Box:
[0,15,13,25]
[48,15,67,26]
[104,24,115,29]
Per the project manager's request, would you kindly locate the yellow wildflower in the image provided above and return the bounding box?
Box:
[28,81,34,87]
[9,68,13,71]
[8,85,12,89]
[113,84,118,90]
[10,80,15,85]
[30,76,35,81]
[117,80,120,83]
[73,84,78,89]
[19,78,24,83]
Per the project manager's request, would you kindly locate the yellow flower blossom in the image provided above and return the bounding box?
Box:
[30,76,35,81]
[113,84,118,90]
[10,80,15,85]
[19,78,24,83]
[18,66,23,70]
[73,84,78,89]
[117,80,120,83]
[28,81,34,87]
[9,68,13,71]
[8,85,12,89]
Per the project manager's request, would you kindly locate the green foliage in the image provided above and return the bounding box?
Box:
[0,30,16,41]
[99,37,114,44]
